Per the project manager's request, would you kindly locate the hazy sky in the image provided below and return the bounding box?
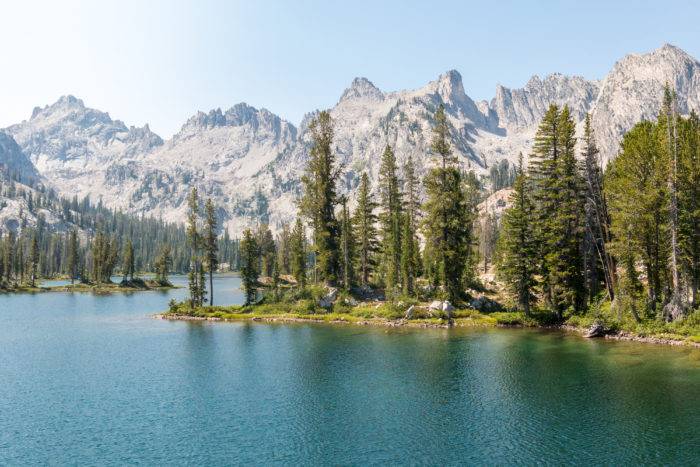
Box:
[2,0,700,137]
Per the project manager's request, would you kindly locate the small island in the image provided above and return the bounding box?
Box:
[161,103,700,350]
[1,277,178,294]
[47,277,177,293]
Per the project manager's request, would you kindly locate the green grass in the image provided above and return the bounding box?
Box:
[163,292,700,346]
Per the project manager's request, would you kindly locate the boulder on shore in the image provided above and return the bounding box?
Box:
[405,305,415,319]
[442,301,454,319]
[468,295,503,312]
[429,300,443,311]
[584,322,606,338]
[318,287,338,309]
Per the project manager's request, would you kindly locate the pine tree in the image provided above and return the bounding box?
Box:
[478,210,499,274]
[155,244,172,285]
[204,198,219,306]
[256,224,275,277]
[3,231,14,284]
[580,114,616,301]
[67,229,79,284]
[403,155,421,278]
[240,228,259,305]
[339,196,355,290]
[300,111,340,285]
[607,120,668,316]
[660,86,687,320]
[530,105,585,316]
[400,213,416,295]
[187,188,201,309]
[462,170,481,286]
[271,253,281,301]
[496,156,537,315]
[548,106,586,315]
[378,145,402,296]
[277,222,292,275]
[422,104,472,304]
[291,218,307,289]
[122,239,135,282]
[199,265,207,307]
[352,172,378,286]
[529,105,561,307]
[29,233,39,287]
[17,235,24,285]
[678,111,700,308]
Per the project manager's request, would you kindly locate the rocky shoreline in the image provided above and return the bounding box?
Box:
[156,313,700,348]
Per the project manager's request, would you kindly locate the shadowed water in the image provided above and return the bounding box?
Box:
[1,275,699,464]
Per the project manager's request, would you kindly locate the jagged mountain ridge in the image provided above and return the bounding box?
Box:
[4,43,700,235]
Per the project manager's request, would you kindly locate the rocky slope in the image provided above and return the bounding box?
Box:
[591,43,700,159]
[4,43,700,234]
[0,131,39,184]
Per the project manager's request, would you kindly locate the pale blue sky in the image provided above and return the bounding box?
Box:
[2,0,699,137]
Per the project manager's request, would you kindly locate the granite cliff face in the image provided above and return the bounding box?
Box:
[0,131,39,183]
[591,44,700,160]
[4,44,699,234]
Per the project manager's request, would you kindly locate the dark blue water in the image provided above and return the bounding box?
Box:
[1,275,700,465]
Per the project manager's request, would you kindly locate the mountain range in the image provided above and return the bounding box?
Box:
[2,43,700,235]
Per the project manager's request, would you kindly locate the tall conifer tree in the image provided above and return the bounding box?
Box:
[497,156,537,315]
[339,197,355,290]
[204,198,219,306]
[300,111,340,285]
[422,104,471,303]
[352,173,378,286]
[240,228,259,305]
[290,218,307,289]
[378,145,402,296]
[580,114,616,301]
[187,188,202,309]
[122,239,135,282]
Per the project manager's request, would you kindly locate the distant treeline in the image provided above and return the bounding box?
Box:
[0,177,240,287]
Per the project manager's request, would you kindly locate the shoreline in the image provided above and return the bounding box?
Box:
[1,282,180,294]
[156,312,700,349]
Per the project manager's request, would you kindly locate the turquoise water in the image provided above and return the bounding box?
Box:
[1,276,700,465]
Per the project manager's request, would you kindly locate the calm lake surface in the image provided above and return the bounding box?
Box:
[1,275,700,465]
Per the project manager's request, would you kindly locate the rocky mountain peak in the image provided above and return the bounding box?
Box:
[432,69,467,105]
[591,43,700,163]
[339,77,384,103]
[174,103,297,143]
[489,72,598,131]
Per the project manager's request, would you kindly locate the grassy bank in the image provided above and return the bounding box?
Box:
[160,298,700,347]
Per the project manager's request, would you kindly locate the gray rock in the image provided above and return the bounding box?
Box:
[325,287,338,302]
[429,300,443,311]
[405,305,415,319]
[584,322,606,338]
[442,301,455,319]
[469,295,503,313]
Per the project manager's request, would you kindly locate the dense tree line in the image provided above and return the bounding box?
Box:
[237,105,480,307]
[0,175,199,288]
[497,88,700,322]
